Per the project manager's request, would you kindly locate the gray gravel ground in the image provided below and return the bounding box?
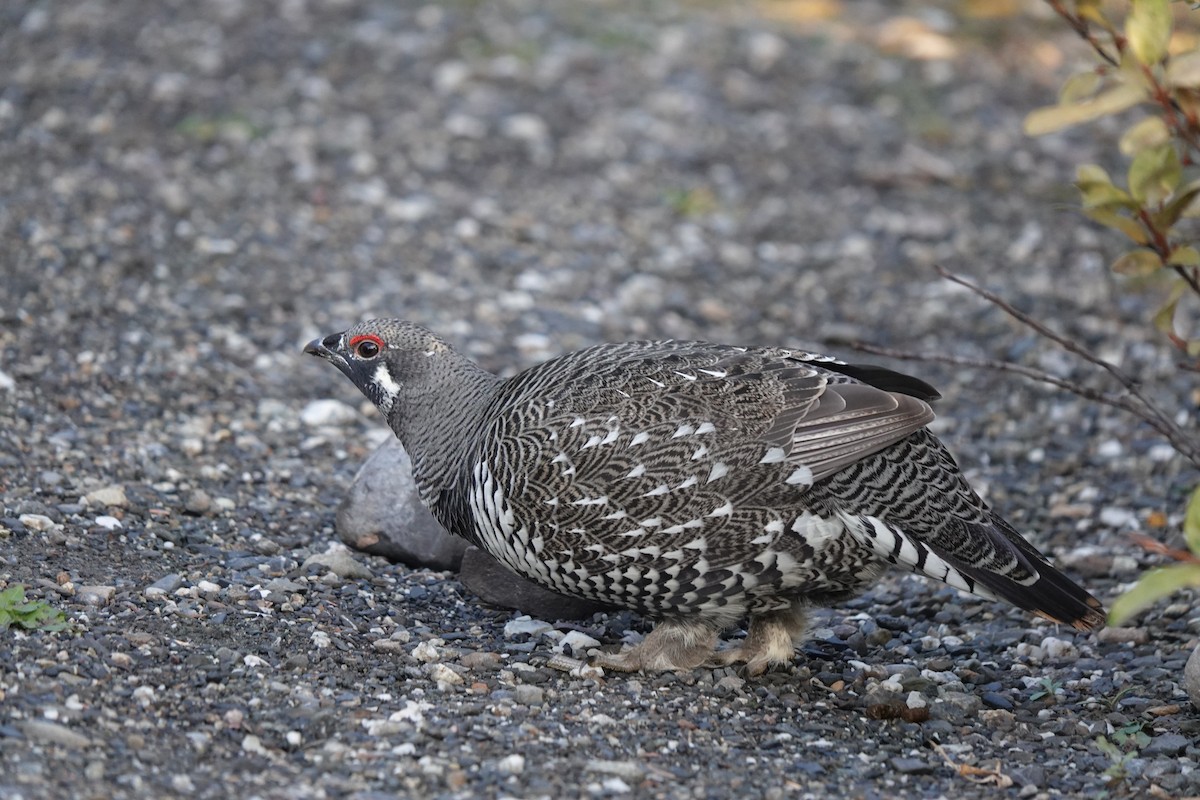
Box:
[2,1,1199,798]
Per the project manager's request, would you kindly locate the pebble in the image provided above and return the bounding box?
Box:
[93,516,122,530]
[1142,733,1189,757]
[1097,627,1150,645]
[21,720,92,749]
[496,754,526,775]
[302,544,373,580]
[145,574,183,596]
[890,757,933,775]
[76,585,115,606]
[18,514,56,532]
[512,685,544,706]
[84,485,128,508]
[981,692,1014,711]
[504,616,554,637]
[300,399,361,427]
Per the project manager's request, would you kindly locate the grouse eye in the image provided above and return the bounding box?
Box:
[349,334,384,359]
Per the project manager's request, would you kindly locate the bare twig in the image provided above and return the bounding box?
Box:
[1045,0,1120,68]
[843,267,1200,468]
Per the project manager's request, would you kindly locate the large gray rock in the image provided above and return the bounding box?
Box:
[1186,643,1200,711]
[337,438,468,570]
[458,546,616,620]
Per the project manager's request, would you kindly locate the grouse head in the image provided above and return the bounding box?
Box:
[303,319,457,417]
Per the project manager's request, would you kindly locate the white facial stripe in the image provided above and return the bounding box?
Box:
[372,364,401,410]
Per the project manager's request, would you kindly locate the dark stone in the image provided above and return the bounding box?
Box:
[890,757,934,775]
[458,546,615,620]
[981,691,1014,710]
[337,438,467,571]
[1143,733,1189,757]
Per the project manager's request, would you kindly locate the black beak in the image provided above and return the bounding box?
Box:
[304,333,344,361]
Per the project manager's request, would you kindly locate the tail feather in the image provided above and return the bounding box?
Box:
[855,513,1106,631]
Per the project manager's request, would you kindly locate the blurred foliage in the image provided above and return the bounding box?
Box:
[1024,0,1200,625]
[0,585,68,632]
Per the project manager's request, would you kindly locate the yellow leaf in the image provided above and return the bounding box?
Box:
[1126,0,1173,66]
[1076,164,1112,185]
[1112,249,1163,276]
[1083,208,1150,244]
[1108,563,1200,625]
[1169,245,1200,267]
[1166,50,1200,87]
[1075,0,1112,31]
[1119,117,1170,156]
[1024,83,1146,136]
[1060,71,1102,105]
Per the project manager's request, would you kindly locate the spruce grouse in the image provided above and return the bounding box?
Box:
[306,319,1105,673]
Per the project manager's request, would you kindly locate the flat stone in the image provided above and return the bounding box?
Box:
[300,399,361,427]
[145,574,183,596]
[458,546,615,620]
[21,720,92,749]
[512,685,544,706]
[336,438,467,570]
[76,585,115,606]
[84,485,128,508]
[1097,627,1149,645]
[1143,733,1189,757]
[890,757,933,775]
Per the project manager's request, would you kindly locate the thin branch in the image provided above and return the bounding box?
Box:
[932,265,1189,445]
[848,341,1200,467]
[1045,0,1121,68]
[843,266,1200,468]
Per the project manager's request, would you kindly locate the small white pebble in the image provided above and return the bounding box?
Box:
[1098,507,1137,529]
[1148,444,1177,462]
[311,631,331,649]
[132,686,156,707]
[94,515,122,530]
[197,580,221,594]
[1040,636,1076,661]
[412,640,442,663]
[496,754,526,775]
[906,691,928,709]
[286,731,302,747]
[19,514,56,532]
[503,616,553,637]
[1096,439,1122,458]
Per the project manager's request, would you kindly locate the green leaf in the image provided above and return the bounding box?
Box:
[1166,50,1200,87]
[1128,144,1182,205]
[1108,562,1200,625]
[1152,280,1186,337]
[1159,179,1200,228]
[1185,485,1200,555]
[1112,249,1163,276]
[1024,83,1147,136]
[1083,208,1150,244]
[1060,71,1103,104]
[1119,117,1170,156]
[0,585,24,605]
[1126,0,1172,66]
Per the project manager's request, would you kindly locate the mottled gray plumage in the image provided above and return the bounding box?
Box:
[306,319,1105,673]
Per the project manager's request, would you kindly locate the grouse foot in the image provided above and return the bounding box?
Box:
[590,618,718,672]
[706,605,808,676]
